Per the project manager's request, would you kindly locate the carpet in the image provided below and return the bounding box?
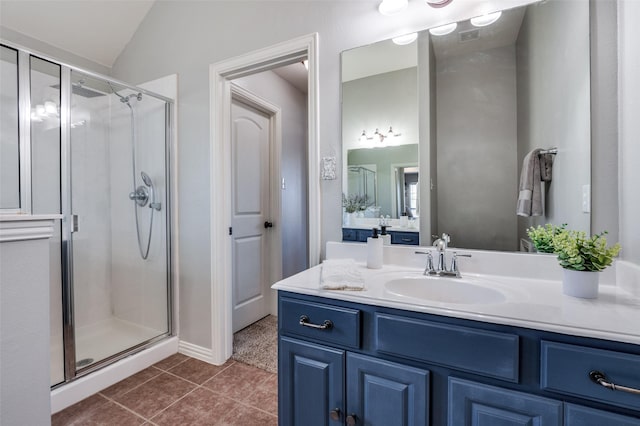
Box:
[232,315,278,373]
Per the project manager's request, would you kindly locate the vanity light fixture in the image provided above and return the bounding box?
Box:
[429,22,457,36]
[392,32,418,45]
[425,0,453,8]
[470,11,502,27]
[378,0,408,16]
[359,127,402,144]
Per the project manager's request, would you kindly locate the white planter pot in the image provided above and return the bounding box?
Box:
[562,269,600,299]
[344,212,355,227]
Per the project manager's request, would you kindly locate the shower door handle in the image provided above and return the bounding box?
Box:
[71,214,79,233]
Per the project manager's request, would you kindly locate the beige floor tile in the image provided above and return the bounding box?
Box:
[113,372,196,419]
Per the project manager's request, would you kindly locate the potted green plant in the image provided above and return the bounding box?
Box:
[526,223,567,253]
[342,193,367,226]
[552,230,621,298]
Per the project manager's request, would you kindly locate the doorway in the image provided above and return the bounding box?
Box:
[209,33,320,364]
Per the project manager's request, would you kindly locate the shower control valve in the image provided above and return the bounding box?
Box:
[129,186,149,207]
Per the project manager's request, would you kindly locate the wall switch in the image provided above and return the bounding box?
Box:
[582,184,591,213]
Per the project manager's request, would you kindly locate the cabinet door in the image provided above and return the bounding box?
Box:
[448,378,562,426]
[347,352,430,426]
[279,337,345,426]
[565,404,640,426]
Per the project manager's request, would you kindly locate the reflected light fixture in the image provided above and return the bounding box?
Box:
[378,0,408,16]
[470,11,502,27]
[429,22,457,36]
[425,0,453,8]
[359,127,402,144]
[392,32,418,45]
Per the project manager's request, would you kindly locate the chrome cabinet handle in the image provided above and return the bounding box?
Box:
[589,370,640,395]
[329,408,341,421]
[299,315,333,330]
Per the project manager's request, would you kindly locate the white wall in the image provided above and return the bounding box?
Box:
[111,0,534,349]
[618,0,640,264]
[516,0,591,242]
[234,70,309,280]
[436,45,518,251]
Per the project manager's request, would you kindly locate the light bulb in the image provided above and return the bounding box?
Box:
[378,0,408,16]
[359,130,368,143]
[36,104,46,117]
[425,0,453,8]
[429,22,457,36]
[470,11,502,27]
[44,101,58,116]
[392,33,418,46]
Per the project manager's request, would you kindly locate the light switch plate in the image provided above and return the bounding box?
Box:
[321,156,337,180]
[582,184,591,213]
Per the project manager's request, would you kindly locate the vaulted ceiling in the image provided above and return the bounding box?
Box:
[0,0,155,68]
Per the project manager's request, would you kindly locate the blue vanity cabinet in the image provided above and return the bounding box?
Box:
[277,291,640,426]
[279,336,345,426]
[448,377,563,425]
[564,404,640,426]
[342,228,419,245]
[346,353,430,425]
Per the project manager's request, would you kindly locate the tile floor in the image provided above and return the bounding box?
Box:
[52,353,278,425]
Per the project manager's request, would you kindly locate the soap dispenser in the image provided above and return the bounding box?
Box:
[367,228,383,269]
[380,225,391,246]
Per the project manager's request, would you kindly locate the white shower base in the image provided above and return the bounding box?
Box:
[51,316,165,385]
[50,317,177,413]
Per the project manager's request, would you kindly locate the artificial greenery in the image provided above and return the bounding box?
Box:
[552,230,621,272]
[342,193,368,214]
[526,223,567,253]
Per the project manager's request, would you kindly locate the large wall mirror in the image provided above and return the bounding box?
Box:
[341,0,591,251]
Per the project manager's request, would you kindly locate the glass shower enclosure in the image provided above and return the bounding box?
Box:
[0,42,173,387]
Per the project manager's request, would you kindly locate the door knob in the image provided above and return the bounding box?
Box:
[264,221,273,228]
[346,414,357,425]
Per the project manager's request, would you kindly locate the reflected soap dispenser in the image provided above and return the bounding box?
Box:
[367,228,383,269]
[380,225,391,246]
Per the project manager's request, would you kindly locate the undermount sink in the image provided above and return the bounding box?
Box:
[384,276,507,305]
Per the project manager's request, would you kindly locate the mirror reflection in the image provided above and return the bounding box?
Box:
[341,0,591,251]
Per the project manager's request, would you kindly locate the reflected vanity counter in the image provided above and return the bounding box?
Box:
[274,242,640,425]
[342,225,419,245]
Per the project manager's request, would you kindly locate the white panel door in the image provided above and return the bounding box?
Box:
[231,98,271,333]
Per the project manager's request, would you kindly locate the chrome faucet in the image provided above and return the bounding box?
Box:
[415,233,471,278]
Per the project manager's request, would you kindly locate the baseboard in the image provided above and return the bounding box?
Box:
[178,340,220,365]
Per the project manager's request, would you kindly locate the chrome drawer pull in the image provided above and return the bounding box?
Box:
[589,370,640,395]
[299,315,333,330]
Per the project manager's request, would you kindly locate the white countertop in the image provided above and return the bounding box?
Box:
[272,258,640,346]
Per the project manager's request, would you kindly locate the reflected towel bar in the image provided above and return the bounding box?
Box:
[539,148,558,155]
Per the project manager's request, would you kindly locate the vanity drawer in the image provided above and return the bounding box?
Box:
[390,231,419,245]
[374,313,519,382]
[280,297,361,349]
[342,228,357,241]
[541,341,640,411]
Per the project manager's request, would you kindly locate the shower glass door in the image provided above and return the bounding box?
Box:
[68,70,170,372]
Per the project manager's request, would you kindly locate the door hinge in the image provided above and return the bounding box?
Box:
[229,227,233,236]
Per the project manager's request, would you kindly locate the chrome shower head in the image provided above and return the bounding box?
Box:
[141,171,152,187]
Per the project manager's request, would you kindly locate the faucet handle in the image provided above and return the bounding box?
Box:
[450,252,472,277]
[415,251,436,275]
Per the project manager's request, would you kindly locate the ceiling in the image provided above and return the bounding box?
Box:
[272,61,309,94]
[0,0,155,68]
